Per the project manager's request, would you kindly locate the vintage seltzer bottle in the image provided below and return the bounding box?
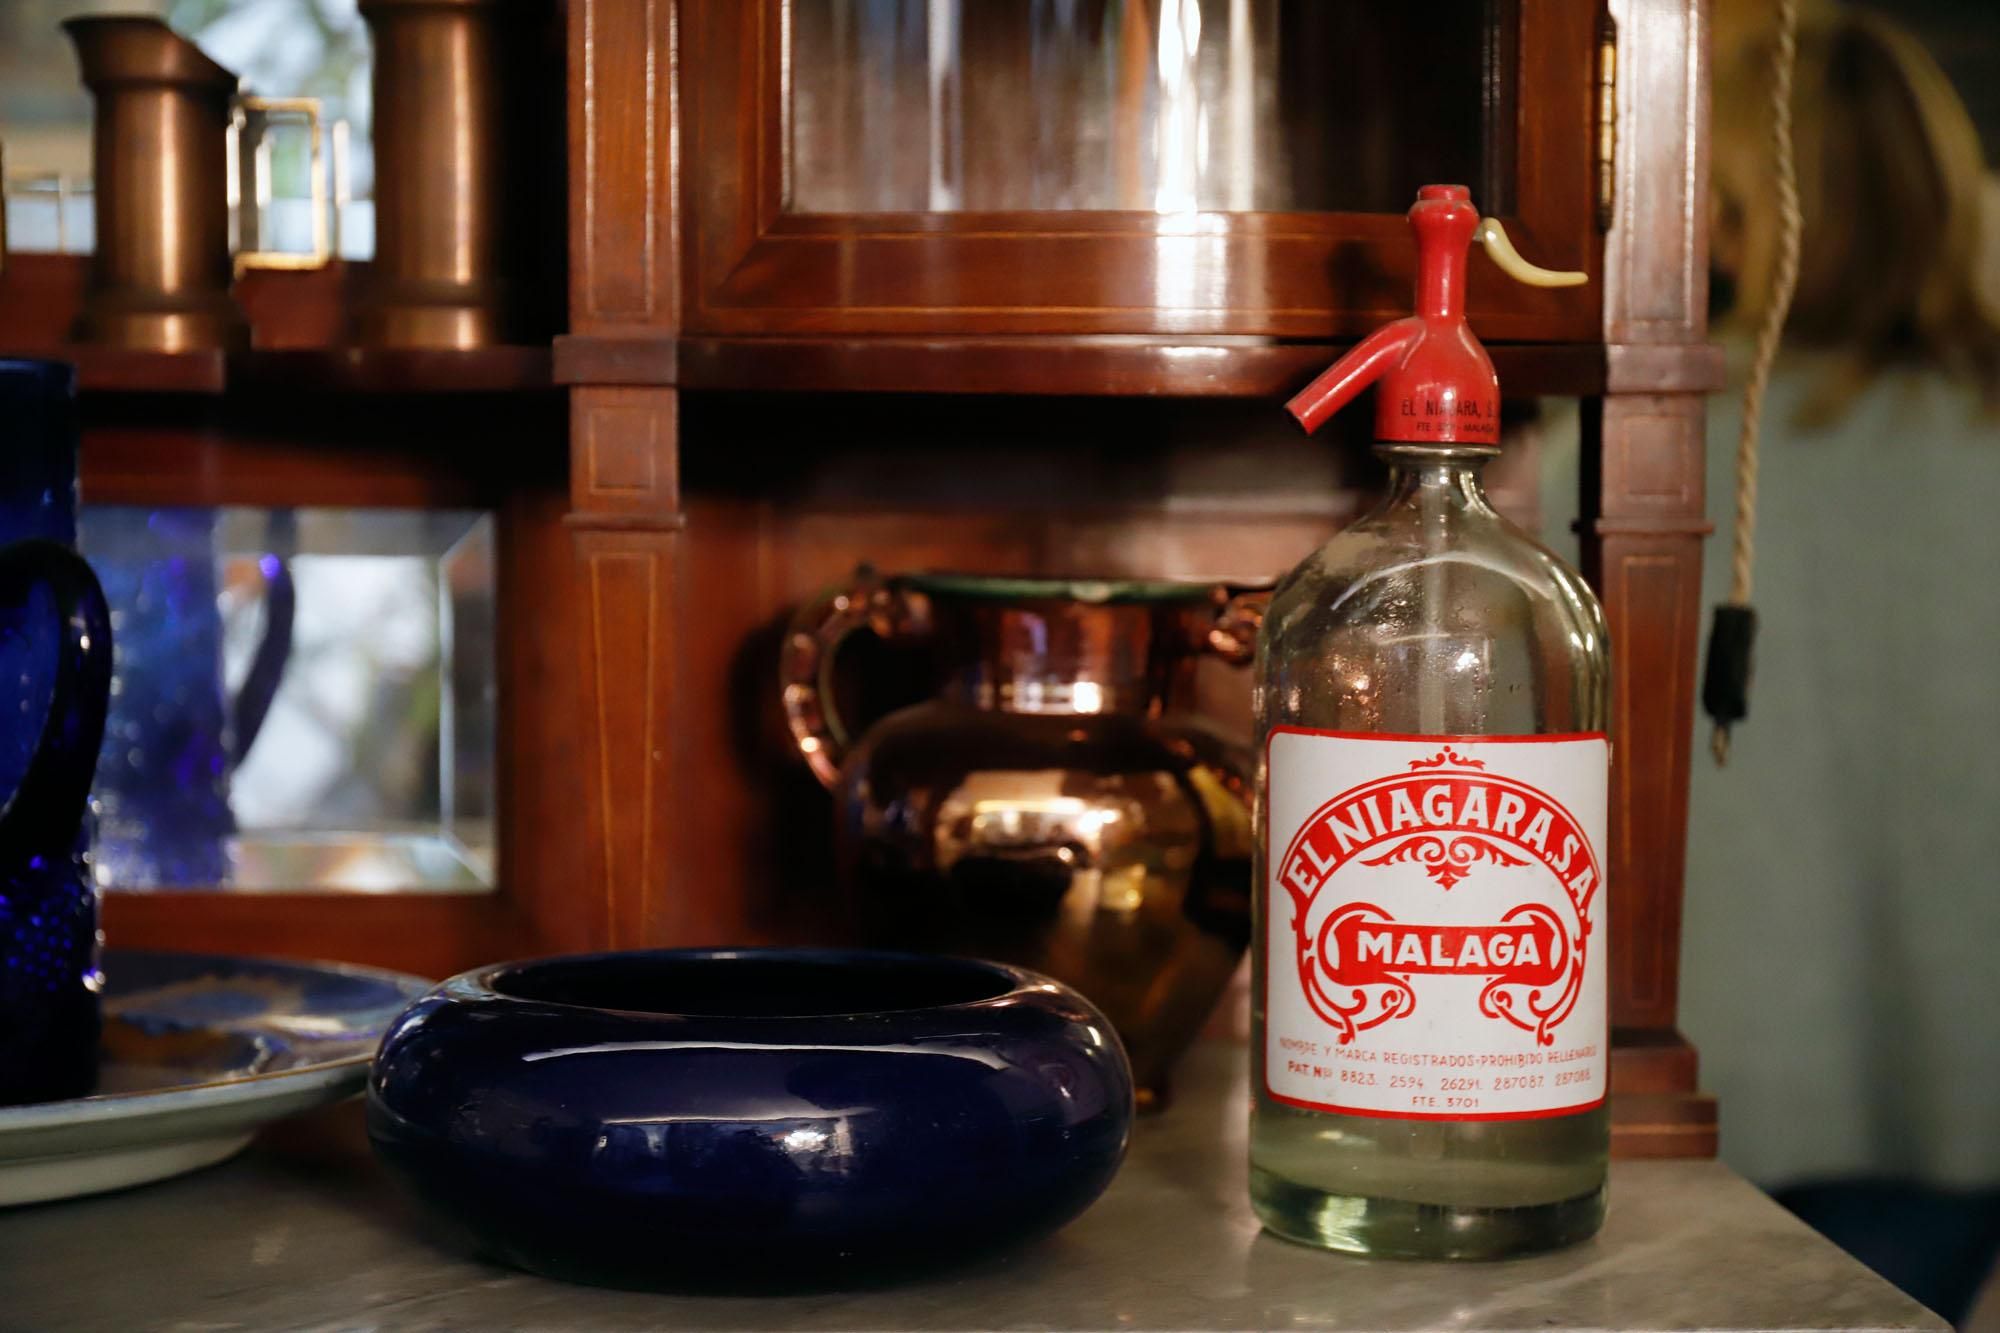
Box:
[1250,185,1611,1259]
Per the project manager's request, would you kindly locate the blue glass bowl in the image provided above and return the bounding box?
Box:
[366,949,1134,1290]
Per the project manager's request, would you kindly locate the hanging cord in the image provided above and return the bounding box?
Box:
[1704,0,1806,766]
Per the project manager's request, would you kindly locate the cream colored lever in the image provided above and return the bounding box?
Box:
[1475,217,1587,288]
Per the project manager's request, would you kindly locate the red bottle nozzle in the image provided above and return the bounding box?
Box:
[1285,185,1498,446]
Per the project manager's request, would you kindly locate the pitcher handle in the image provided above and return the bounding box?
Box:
[781,567,922,788]
[0,541,113,861]
[230,553,295,766]
[1204,586,1269,666]
[231,96,331,271]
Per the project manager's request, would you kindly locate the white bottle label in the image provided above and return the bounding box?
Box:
[1264,730,1608,1121]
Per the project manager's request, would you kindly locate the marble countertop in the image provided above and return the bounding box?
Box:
[0,1042,1945,1332]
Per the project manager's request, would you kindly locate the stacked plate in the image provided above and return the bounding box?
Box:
[0,950,429,1206]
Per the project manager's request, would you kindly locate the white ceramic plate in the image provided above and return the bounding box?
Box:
[0,950,431,1206]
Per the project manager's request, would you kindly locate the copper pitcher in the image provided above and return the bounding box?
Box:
[783,570,1265,1107]
[63,16,245,352]
[355,0,535,347]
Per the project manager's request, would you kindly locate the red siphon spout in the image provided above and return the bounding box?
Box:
[1284,185,1583,447]
[1285,185,1499,447]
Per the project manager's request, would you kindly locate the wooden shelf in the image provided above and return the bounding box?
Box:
[0,345,229,394]
[233,346,553,395]
[11,338,1722,401]
[0,258,553,396]
[557,335,1618,398]
[0,344,553,396]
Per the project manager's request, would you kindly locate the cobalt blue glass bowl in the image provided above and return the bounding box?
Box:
[366,948,1134,1290]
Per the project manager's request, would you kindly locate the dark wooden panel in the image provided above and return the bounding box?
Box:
[1584,394,1710,1034]
[235,348,552,395]
[8,346,554,398]
[494,478,605,961]
[573,533,679,947]
[1611,1091,1719,1159]
[1611,1027,1703,1094]
[569,0,680,333]
[571,386,682,521]
[1606,342,1728,394]
[570,386,685,947]
[1606,582,1703,1019]
[75,395,562,510]
[238,263,356,347]
[0,250,90,349]
[103,894,517,980]
[1577,0,1716,1153]
[55,348,226,395]
[1604,0,1711,346]
[555,335,679,387]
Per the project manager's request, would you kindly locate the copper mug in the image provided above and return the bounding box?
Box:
[783,570,1265,1107]
[355,0,544,348]
[63,17,325,351]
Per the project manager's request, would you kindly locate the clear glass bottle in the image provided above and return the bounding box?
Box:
[1249,186,1612,1259]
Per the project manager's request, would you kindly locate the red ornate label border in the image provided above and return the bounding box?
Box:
[1263,728,1608,1123]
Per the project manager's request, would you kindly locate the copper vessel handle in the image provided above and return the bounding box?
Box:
[230,96,330,271]
[1205,587,1269,666]
[781,567,914,788]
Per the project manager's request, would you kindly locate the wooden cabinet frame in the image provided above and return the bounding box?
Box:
[78,386,594,981]
[680,0,1602,340]
[564,0,1720,1157]
[0,0,1718,1158]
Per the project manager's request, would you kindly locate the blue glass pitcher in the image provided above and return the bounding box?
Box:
[88,509,293,888]
[0,360,115,1106]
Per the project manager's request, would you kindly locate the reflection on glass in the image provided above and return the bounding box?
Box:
[0,175,93,254]
[789,0,1498,215]
[82,507,496,893]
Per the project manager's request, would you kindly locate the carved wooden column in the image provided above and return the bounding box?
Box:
[562,0,684,947]
[1589,0,1723,1156]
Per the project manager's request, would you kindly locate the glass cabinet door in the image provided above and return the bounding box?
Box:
[790,0,1501,217]
[686,0,1599,340]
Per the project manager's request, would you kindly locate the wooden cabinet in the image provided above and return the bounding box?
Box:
[0,273,584,979]
[0,0,1719,1156]
[563,0,1721,1158]
[568,0,1626,398]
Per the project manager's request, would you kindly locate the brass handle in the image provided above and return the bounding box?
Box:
[1596,13,1620,231]
[1205,587,1269,666]
[1475,218,1588,288]
[780,567,926,789]
[229,96,330,271]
